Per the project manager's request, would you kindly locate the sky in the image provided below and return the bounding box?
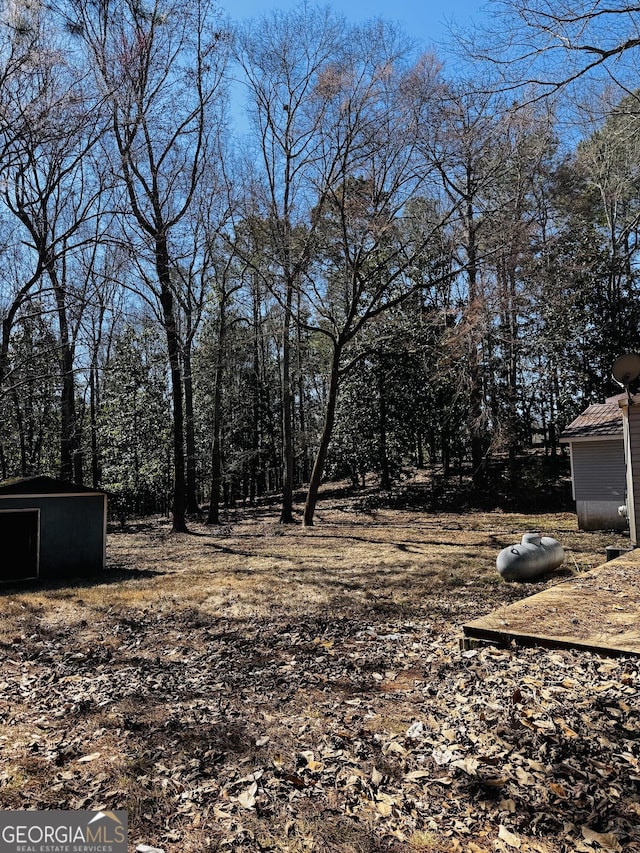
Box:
[218,0,490,135]
[220,0,487,54]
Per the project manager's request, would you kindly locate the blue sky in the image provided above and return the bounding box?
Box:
[220,0,487,52]
[221,0,489,133]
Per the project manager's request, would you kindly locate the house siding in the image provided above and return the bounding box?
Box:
[571,439,626,502]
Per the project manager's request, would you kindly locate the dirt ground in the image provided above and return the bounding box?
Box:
[0,500,638,853]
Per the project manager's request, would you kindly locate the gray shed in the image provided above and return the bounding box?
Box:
[560,396,627,531]
[0,476,107,582]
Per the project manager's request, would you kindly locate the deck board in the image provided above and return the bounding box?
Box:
[463,551,640,656]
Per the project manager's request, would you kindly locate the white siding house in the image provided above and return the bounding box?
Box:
[560,396,627,531]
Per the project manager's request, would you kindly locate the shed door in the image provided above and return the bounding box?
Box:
[0,510,39,581]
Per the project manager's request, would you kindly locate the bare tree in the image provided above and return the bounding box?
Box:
[0,4,107,481]
[66,0,229,530]
[0,6,52,402]
[299,29,455,526]
[466,0,640,99]
[175,149,234,517]
[76,235,128,489]
[234,4,345,523]
[203,241,245,525]
[428,86,501,484]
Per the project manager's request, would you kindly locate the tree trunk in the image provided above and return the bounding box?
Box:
[303,345,341,527]
[207,297,226,526]
[298,372,309,483]
[88,305,105,491]
[280,279,295,523]
[10,378,27,476]
[465,195,484,489]
[251,281,262,502]
[0,318,11,393]
[49,265,79,483]
[0,444,7,480]
[207,429,223,525]
[378,358,391,491]
[89,363,100,489]
[297,323,310,483]
[183,348,200,515]
[506,261,519,481]
[156,234,188,533]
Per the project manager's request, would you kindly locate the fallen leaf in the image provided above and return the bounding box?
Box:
[406,720,425,739]
[403,770,431,782]
[237,781,257,809]
[555,719,579,739]
[482,776,507,788]
[452,757,479,775]
[498,825,521,849]
[299,750,323,772]
[77,752,101,763]
[515,767,535,786]
[580,826,622,851]
[432,747,454,765]
[376,800,392,817]
[383,740,406,756]
[281,772,306,789]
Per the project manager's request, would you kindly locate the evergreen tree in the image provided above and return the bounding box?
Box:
[98,325,171,521]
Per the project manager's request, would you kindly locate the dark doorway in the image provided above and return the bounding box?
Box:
[0,510,39,581]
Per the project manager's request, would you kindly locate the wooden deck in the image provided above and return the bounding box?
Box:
[463,550,640,657]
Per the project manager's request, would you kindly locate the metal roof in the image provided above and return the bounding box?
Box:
[560,399,623,441]
[0,476,106,495]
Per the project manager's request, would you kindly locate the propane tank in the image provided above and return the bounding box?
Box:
[496,532,564,582]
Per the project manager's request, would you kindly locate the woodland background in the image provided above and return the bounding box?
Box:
[1,0,639,529]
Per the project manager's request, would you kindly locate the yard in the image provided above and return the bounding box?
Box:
[0,497,638,852]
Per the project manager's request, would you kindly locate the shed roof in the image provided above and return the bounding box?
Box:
[0,476,106,496]
[560,399,623,441]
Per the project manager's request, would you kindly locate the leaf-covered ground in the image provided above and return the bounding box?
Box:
[0,501,638,852]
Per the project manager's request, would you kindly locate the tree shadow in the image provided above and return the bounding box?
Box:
[0,564,165,595]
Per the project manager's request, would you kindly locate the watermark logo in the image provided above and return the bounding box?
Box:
[0,810,127,853]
